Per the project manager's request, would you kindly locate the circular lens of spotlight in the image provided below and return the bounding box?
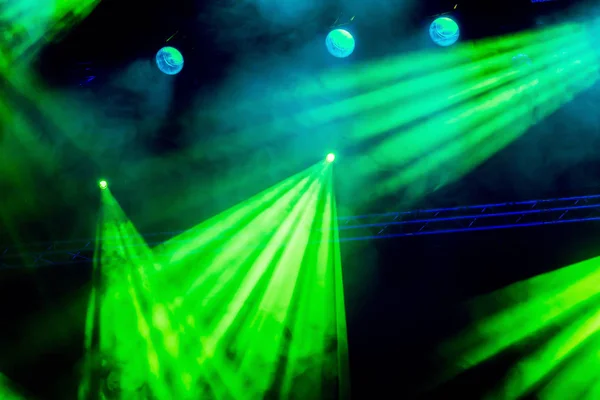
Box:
[99,180,108,190]
[429,17,460,47]
[156,46,184,75]
[326,153,336,162]
[326,29,355,58]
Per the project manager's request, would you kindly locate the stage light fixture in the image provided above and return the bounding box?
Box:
[429,17,460,47]
[326,29,355,58]
[156,46,184,75]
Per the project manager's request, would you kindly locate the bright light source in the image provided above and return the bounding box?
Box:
[326,153,336,163]
[99,180,108,190]
[325,29,355,58]
[429,17,460,47]
[156,46,184,75]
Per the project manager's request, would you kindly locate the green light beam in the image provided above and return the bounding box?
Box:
[0,0,100,68]
[440,257,600,372]
[438,256,600,398]
[0,374,25,400]
[204,22,582,154]
[82,162,348,399]
[151,162,347,398]
[489,304,600,399]
[79,187,162,399]
[155,163,325,262]
[539,333,600,399]
[368,37,598,202]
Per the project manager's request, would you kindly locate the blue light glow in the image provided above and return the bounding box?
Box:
[429,17,460,47]
[325,29,355,58]
[156,46,184,75]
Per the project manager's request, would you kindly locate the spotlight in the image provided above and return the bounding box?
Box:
[99,180,108,190]
[156,46,184,75]
[429,17,460,47]
[326,153,336,163]
[325,29,355,58]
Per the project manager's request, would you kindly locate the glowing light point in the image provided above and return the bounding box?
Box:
[429,17,460,47]
[156,46,184,75]
[326,29,355,58]
[326,153,336,163]
[99,180,108,190]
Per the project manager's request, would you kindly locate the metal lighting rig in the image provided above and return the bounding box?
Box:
[3,194,600,268]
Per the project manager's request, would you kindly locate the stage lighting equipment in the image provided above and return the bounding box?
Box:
[99,180,108,190]
[429,17,460,47]
[326,29,355,58]
[326,153,336,162]
[156,46,184,75]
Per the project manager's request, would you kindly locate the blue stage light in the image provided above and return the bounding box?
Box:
[156,46,184,75]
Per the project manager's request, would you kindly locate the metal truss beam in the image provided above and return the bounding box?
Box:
[3,194,600,268]
[337,194,600,241]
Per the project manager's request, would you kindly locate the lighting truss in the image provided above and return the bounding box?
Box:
[337,194,600,241]
[3,194,600,268]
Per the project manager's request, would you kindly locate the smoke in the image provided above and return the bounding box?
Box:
[254,0,324,27]
[0,54,181,245]
[58,60,173,157]
[12,0,600,245]
[127,0,433,231]
[489,83,600,199]
[470,9,600,202]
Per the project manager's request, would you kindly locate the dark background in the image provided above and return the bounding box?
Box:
[2,0,600,398]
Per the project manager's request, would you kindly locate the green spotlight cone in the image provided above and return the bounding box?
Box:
[82,162,349,399]
[438,256,600,399]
